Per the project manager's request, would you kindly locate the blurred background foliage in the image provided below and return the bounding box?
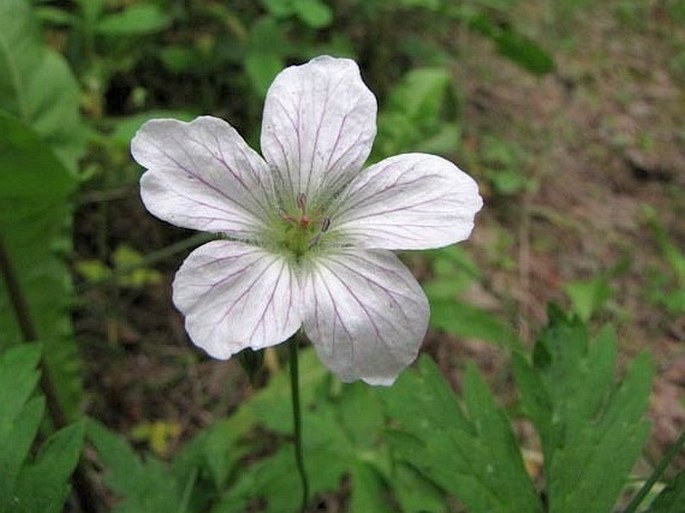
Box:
[0,0,684,511]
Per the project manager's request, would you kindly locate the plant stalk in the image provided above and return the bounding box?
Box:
[289,334,310,511]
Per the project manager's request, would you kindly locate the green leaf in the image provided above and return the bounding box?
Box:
[0,397,45,511]
[430,298,520,347]
[564,276,612,322]
[245,52,284,97]
[245,17,286,97]
[0,345,42,436]
[0,0,85,170]
[13,421,85,513]
[647,466,685,513]
[378,356,543,513]
[0,112,82,421]
[95,4,170,36]
[469,14,555,75]
[87,420,181,513]
[373,67,459,161]
[292,0,333,28]
[514,310,653,513]
[349,463,395,513]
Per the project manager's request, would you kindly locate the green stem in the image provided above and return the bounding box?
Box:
[289,335,309,511]
[624,428,685,513]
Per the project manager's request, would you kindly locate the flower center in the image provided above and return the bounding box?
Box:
[278,193,330,259]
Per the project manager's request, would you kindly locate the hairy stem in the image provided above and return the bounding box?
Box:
[289,334,310,511]
[0,232,99,513]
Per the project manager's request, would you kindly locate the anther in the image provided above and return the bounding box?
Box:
[321,217,331,233]
[296,192,307,211]
[278,207,296,223]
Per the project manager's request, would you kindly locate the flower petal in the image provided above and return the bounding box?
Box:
[172,241,301,359]
[261,56,377,205]
[132,116,274,239]
[301,249,429,385]
[327,153,483,250]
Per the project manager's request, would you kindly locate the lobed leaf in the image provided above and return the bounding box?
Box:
[378,356,543,513]
[514,308,653,513]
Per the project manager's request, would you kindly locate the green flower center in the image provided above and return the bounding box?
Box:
[277,193,330,260]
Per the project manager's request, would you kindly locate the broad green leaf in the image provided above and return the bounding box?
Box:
[0,397,45,512]
[378,356,543,513]
[514,308,653,513]
[0,0,85,170]
[245,52,284,97]
[245,17,286,97]
[13,421,85,513]
[648,466,685,513]
[95,4,170,36]
[0,113,82,421]
[0,345,41,436]
[292,0,333,28]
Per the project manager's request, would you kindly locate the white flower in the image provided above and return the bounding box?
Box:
[131,56,483,385]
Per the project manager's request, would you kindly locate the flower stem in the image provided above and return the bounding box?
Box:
[289,334,309,511]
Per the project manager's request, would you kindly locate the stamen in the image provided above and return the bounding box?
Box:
[321,217,331,233]
[278,208,296,223]
[296,192,307,211]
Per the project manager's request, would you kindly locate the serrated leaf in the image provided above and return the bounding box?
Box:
[378,356,543,513]
[515,311,653,513]
[13,421,85,513]
[0,0,85,170]
[0,112,82,422]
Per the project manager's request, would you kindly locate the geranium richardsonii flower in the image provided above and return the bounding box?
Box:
[131,56,482,385]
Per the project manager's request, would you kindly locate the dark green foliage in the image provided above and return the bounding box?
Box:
[0,0,85,421]
[378,356,543,513]
[513,306,654,513]
[0,346,84,513]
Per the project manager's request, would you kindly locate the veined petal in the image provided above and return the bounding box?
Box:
[172,241,301,359]
[132,116,274,239]
[261,56,377,205]
[301,249,429,385]
[328,153,483,250]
